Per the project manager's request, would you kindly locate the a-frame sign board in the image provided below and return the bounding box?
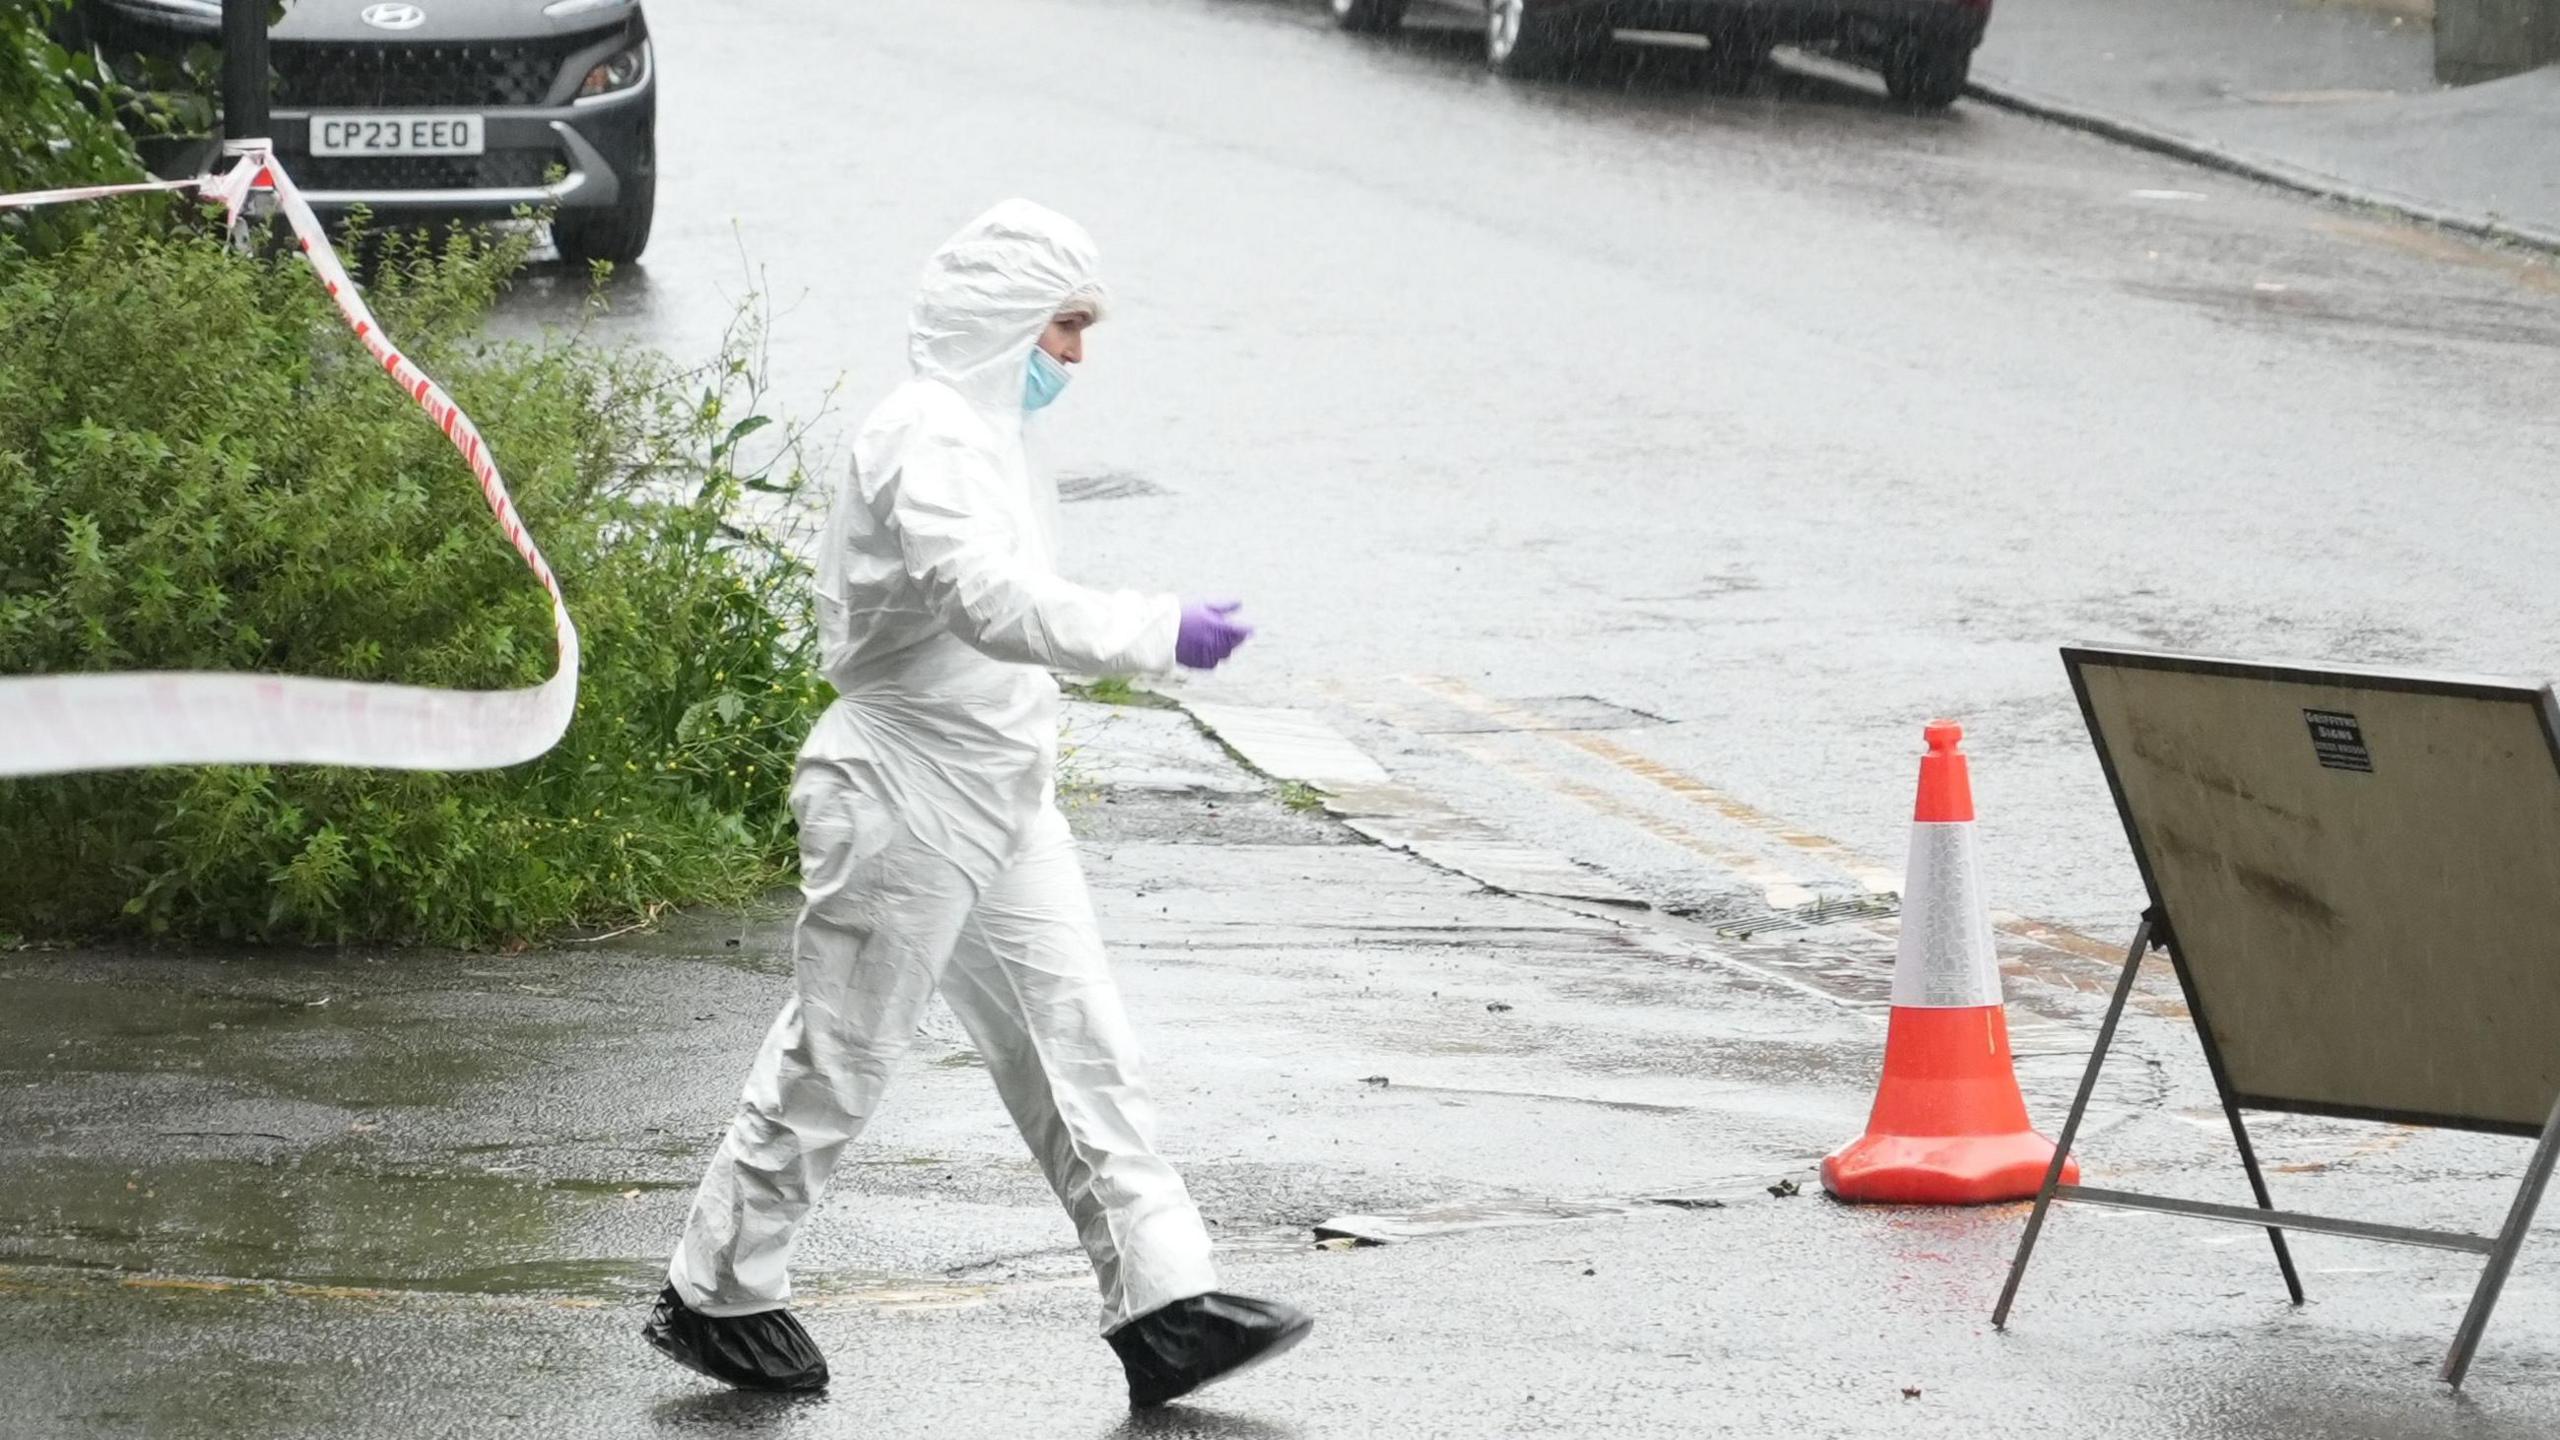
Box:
[1995,646,2560,1386]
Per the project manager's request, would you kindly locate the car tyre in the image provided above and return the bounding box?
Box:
[1332,0,1408,31]
[1485,0,1608,78]
[1881,38,1970,108]
[555,172,655,268]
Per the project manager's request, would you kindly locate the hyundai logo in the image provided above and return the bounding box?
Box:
[361,3,427,30]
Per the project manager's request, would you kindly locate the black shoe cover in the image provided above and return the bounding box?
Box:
[642,1284,829,1392]
[1108,1292,1314,1409]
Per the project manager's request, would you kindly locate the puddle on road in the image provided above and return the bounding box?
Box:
[0,1147,999,1308]
[0,957,718,1313]
[0,1156,623,1291]
[0,970,584,1109]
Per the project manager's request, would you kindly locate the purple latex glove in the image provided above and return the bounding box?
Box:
[1176,599,1254,671]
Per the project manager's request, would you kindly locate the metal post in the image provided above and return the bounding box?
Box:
[2161,911,2307,1306]
[220,0,269,144]
[1993,917,2150,1329]
[2440,1087,2560,1386]
[2219,1077,2306,1305]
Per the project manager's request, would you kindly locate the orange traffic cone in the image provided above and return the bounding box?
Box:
[1820,721,2077,1205]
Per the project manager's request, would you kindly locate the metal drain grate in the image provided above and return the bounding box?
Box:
[1056,471,1165,503]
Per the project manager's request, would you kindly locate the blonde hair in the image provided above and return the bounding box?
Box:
[1058,284,1108,325]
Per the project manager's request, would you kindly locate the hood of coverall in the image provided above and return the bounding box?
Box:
[907,199,1106,426]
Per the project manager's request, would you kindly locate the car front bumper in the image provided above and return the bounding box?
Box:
[266,80,654,219]
[92,4,659,223]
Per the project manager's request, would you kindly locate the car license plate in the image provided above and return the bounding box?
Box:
[310,114,485,157]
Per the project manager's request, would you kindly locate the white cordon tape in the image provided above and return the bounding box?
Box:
[0,148,578,776]
[1889,822,2005,1009]
[0,175,209,208]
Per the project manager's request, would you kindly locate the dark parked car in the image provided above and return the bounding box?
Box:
[1329,0,1987,107]
[79,0,657,264]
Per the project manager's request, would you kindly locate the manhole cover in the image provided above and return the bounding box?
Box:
[1056,471,1166,503]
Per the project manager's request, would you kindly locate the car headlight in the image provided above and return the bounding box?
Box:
[576,40,650,100]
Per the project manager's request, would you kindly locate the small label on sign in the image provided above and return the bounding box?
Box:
[2305,709,2373,773]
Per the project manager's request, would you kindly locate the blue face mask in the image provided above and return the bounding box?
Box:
[1024,348,1071,412]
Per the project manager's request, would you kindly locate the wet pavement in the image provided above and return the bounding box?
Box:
[1973,0,2560,246]
[15,0,2560,1432]
[516,0,2560,944]
[10,703,2560,1436]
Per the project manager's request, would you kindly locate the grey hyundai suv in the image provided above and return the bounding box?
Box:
[1333,0,1987,108]
[81,0,657,264]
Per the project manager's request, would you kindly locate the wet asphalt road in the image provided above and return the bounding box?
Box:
[13,710,2560,1438]
[16,1,2560,1434]
[533,0,2560,940]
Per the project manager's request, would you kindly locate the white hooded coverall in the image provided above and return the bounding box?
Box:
[667,200,1219,1333]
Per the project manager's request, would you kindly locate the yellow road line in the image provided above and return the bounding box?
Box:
[1360,676,2176,1010]
[1326,683,1821,909]
[1405,676,1903,893]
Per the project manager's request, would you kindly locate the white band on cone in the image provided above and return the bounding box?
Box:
[1890,822,2003,1009]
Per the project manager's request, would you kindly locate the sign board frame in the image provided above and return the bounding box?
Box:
[1991,645,2560,1387]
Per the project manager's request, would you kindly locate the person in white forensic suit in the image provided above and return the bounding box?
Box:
[643,199,1306,1410]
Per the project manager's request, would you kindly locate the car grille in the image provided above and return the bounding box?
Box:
[287,148,566,193]
[271,35,599,109]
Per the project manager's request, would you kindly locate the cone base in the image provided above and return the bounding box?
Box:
[1820,1129,2078,1206]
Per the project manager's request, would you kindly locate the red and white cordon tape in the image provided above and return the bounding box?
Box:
[0,144,578,776]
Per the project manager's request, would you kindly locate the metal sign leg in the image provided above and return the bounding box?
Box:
[1994,919,2151,1330]
[2218,1081,2305,1305]
[2440,1087,2560,1386]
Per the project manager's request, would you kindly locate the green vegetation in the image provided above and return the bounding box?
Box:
[1277,780,1330,814]
[3,4,130,245]
[0,213,828,944]
[1061,675,1178,710]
